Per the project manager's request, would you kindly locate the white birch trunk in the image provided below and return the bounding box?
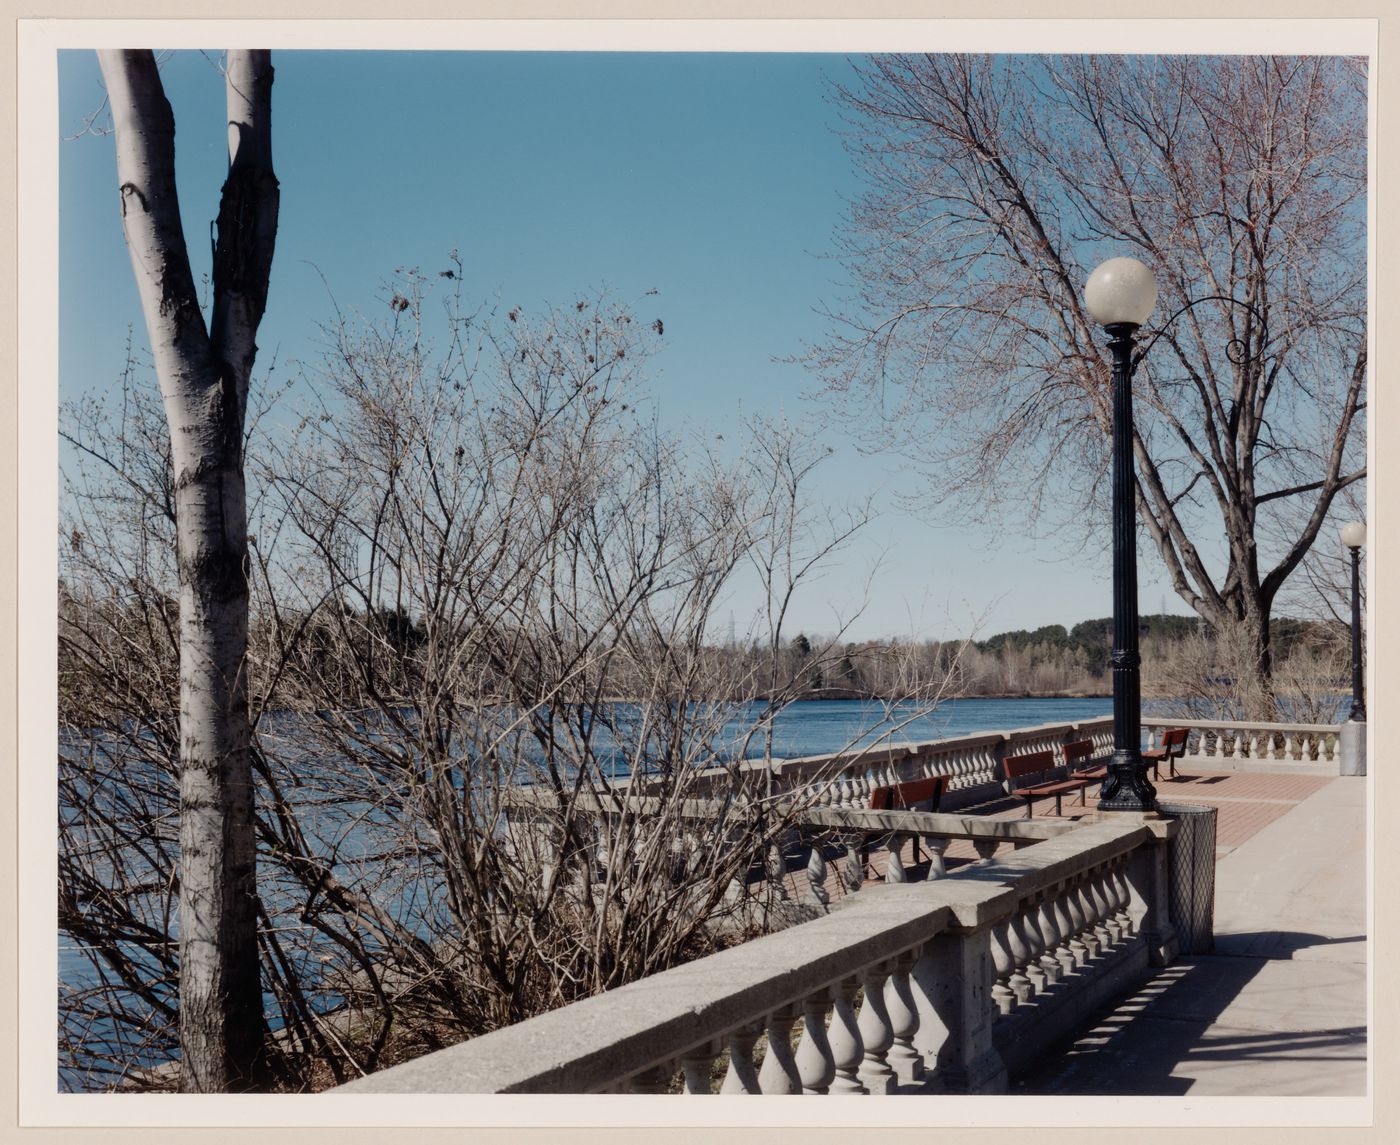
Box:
[97,48,279,1093]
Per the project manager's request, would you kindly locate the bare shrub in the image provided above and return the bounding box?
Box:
[58,275,947,1090]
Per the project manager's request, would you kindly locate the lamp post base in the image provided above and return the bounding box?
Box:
[1339,719,1366,777]
[1096,749,1158,813]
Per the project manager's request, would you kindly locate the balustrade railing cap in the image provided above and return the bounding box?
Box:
[335,801,1150,1096]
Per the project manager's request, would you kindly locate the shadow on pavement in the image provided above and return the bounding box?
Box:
[1015,930,1368,1096]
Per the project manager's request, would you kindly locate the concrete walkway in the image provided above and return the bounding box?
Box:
[1018,774,1368,1096]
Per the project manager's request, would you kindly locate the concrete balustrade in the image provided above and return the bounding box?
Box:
[1142,718,1341,774]
[531,717,1342,827]
[423,715,1343,1096]
[503,713,1343,921]
[335,815,1180,1094]
[643,718,1118,816]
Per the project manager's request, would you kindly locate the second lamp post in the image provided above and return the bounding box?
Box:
[1084,257,1159,814]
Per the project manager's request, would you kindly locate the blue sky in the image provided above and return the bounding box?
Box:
[58,48,1196,643]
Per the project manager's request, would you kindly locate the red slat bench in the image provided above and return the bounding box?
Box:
[1004,749,1088,818]
[1066,738,1106,801]
[866,775,947,874]
[868,774,946,812]
[1142,727,1189,780]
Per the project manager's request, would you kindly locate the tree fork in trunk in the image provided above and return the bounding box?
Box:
[98,48,279,1092]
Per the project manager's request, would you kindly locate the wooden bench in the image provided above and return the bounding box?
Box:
[1066,738,1106,799]
[1004,750,1088,818]
[1143,726,1189,780]
[865,775,947,873]
[868,774,946,812]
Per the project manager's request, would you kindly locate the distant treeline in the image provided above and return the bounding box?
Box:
[57,586,1349,720]
[974,614,1331,664]
[788,613,1349,704]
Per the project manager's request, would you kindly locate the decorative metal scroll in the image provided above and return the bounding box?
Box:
[1129,294,1269,376]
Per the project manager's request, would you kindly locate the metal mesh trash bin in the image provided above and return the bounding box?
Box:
[1159,801,1217,955]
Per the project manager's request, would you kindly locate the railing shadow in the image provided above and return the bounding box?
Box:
[1016,929,1368,1096]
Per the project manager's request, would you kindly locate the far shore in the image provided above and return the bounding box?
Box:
[771,690,1113,703]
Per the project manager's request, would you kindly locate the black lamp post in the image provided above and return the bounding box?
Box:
[1084,257,1159,814]
[1340,521,1366,722]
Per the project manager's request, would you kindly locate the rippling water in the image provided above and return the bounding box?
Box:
[59,694,1117,1090]
[754,695,1113,757]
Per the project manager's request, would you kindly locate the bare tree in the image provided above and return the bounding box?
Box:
[735,417,874,759]
[97,49,279,1090]
[813,54,1366,716]
[255,274,900,1030]
[59,270,947,1090]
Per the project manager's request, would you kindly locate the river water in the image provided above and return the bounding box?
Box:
[59,694,1119,1090]
[752,695,1113,756]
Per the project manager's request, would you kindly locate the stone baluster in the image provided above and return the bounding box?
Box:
[766,841,790,902]
[1033,892,1062,986]
[833,771,853,809]
[680,1040,722,1094]
[827,977,867,1094]
[1007,907,1043,998]
[1090,865,1118,948]
[885,835,908,884]
[719,1024,763,1094]
[987,919,1018,1015]
[685,828,702,884]
[1111,858,1135,939]
[1052,885,1083,973]
[1078,867,1106,949]
[982,743,999,784]
[884,952,925,1087]
[924,837,951,879]
[795,991,837,1094]
[585,818,604,887]
[1072,876,1101,961]
[757,1003,803,1094]
[973,839,999,863]
[856,962,897,1095]
[842,833,866,894]
[1098,861,1120,941]
[807,838,830,908]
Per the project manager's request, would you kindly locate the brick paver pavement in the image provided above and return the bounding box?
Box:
[784,767,1337,904]
[1145,767,1334,855]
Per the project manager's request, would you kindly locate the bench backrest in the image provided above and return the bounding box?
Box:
[1064,739,1095,766]
[1160,727,1189,757]
[869,774,946,812]
[1003,750,1056,782]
